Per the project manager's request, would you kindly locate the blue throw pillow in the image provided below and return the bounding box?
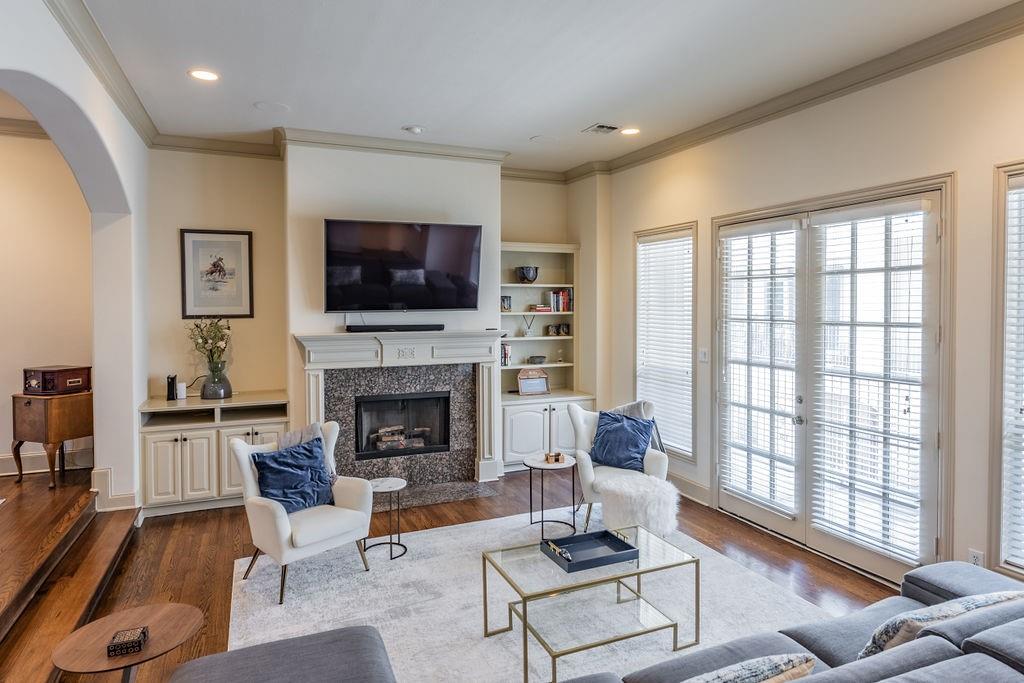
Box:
[250,437,334,514]
[590,411,654,472]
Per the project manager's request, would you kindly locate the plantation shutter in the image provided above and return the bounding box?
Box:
[718,218,802,514]
[636,229,694,455]
[808,192,939,564]
[1002,177,1024,568]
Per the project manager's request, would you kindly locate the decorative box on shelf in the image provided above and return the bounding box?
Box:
[540,531,639,573]
[107,626,148,657]
[23,365,91,395]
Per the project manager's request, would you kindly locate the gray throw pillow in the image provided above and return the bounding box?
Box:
[327,265,361,286]
[390,268,426,285]
[687,653,815,682]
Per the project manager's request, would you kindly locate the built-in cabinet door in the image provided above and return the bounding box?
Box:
[549,400,594,455]
[180,429,217,501]
[143,432,181,505]
[253,422,287,447]
[218,426,252,497]
[503,404,548,464]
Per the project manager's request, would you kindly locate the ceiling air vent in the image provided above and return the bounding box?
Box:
[581,123,619,135]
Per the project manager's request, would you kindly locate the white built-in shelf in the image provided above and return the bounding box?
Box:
[139,390,289,432]
[501,362,574,370]
[500,283,574,289]
[501,311,574,316]
[502,389,594,406]
[503,336,573,342]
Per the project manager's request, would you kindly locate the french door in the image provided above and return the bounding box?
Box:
[717,192,941,581]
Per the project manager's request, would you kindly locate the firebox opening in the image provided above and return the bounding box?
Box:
[354,390,451,460]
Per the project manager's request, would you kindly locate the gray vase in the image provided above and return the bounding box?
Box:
[201,360,233,399]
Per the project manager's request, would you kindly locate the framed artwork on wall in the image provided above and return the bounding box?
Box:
[180,228,254,318]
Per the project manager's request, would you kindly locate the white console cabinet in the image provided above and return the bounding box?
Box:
[501,392,593,470]
[139,391,289,514]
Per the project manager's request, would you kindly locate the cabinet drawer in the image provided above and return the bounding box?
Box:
[12,396,46,442]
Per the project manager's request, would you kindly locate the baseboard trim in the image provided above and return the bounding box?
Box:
[0,447,93,477]
[90,468,138,511]
[667,472,712,506]
[476,457,504,482]
[140,496,244,521]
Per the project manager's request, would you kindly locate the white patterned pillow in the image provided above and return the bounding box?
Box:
[858,591,1024,658]
[687,653,815,683]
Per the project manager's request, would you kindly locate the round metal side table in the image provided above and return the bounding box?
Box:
[366,477,407,559]
[523,454,577,541]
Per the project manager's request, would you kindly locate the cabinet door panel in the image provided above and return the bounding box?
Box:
[503,405,547,464]
[181,429,217,501]
[218,426,252,497]
[143,433,180,505]
[252,422,288,447]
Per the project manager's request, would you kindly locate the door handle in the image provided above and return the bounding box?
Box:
[792,415,805,426]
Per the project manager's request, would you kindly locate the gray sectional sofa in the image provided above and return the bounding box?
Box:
[568,561,1024,682]
[168,562,1023,682]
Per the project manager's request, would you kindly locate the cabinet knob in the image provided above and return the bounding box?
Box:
[24,400,31,407]
[173,437,179,442]
[253,431,260,436]
[182,436,188,442]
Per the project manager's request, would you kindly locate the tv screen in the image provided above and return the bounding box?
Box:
[324,220,482,312]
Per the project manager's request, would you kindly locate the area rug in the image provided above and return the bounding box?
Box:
[229,508,828,682]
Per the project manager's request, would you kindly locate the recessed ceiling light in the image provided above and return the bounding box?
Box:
[401,125,426,135]
[188,68,219,82]
[620,128,640,136]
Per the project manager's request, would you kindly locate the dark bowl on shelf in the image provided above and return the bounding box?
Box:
[515,266,539,284]
[527,355,547,364]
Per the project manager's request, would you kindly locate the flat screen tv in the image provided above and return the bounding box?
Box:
[324,219,482,312]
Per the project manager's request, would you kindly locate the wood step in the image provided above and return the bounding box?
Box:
[0,507,137,683]
[0,471,97,642]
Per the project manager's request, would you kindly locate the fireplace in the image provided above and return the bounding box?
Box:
[354,391,451,460]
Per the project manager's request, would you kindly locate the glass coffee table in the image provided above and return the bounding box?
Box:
[482,526,699,682]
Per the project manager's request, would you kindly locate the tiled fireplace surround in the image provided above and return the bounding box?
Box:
[296,331,504,483]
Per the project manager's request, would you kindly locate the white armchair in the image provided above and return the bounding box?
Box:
[231,421,372,604]
[567,402,669,531]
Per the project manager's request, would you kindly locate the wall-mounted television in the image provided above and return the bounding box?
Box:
[324,219,482,312]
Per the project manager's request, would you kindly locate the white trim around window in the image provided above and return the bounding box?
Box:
[633,222,697,462]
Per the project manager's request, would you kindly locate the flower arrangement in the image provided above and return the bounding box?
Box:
[187,318,232,364]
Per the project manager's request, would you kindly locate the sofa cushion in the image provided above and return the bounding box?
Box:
[877,652,1023,682]
[963,618,1024,674]
[901,561,1024,605]
[802,636,960,683]
[622,632,828,683]
[290,505,368,548]
[858,591,1024,658]
[561,674,624,683]
[687,653,815,682]
[918,598,1024,647]
[780,596,924,668]
[168,625,396,683]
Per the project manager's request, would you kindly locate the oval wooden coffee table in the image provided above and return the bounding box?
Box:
[52,603,203,682]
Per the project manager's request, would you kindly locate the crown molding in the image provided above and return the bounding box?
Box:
[500,167,566,183]
[606,0,1024,174]
[150,133,280,159]
[276,127,509,163]
[43,0,158,144]
[0,118,48,140]
[565,160,611,183]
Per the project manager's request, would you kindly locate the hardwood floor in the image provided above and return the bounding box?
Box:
[73,469,893,682]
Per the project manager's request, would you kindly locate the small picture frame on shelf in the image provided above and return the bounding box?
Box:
[546,324,560,336]
[500,295,512,312]
[517,368,550,396]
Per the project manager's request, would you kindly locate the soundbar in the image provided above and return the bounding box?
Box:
[345,324,445,333]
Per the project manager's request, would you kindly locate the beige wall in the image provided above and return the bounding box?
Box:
[500,177,568,242]
[0,135,92,471]
[147,149,286,396]
[283,144,502,425]
[607,33,1024,561]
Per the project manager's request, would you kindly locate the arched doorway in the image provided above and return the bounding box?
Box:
[0,70,142,508]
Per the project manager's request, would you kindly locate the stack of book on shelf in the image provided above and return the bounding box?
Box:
[500,342,512,366]
[547,289,573,312]
[529,304,552,312]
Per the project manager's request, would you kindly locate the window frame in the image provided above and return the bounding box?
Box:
[991,161,1024,578]
[633,221,698,462]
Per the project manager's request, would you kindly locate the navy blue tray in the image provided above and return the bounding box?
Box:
[539,530,639,573]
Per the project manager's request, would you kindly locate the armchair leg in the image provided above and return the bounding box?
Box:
[279,564,288,605]
[583,503,593,532]
[357,539,370,571]
[242,548,262,580]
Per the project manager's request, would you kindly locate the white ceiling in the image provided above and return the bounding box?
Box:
[83,0,1015,170]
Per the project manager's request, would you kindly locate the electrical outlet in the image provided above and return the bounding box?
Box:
[967,548,985,567]
[698,348,710,363]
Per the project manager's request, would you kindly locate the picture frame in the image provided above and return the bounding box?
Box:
[500,295,512,312]
[517,368,550,396]
[180,229,254,319]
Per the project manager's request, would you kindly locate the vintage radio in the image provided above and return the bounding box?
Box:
[23,365,92,395]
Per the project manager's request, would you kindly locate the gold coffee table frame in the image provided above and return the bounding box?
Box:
[482,527,700,682]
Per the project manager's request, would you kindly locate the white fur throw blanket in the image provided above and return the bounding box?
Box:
[595,474,679,537]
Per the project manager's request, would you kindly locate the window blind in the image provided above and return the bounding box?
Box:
[636,230,693,455]
[718,219,800,513]
[809,193,936,564]
[1001,178,1024,568]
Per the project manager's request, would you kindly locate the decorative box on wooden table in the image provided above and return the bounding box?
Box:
[540,530,640,572]
[23,365,91,395]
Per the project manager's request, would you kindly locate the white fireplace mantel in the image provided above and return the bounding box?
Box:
[294,330,504,481]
